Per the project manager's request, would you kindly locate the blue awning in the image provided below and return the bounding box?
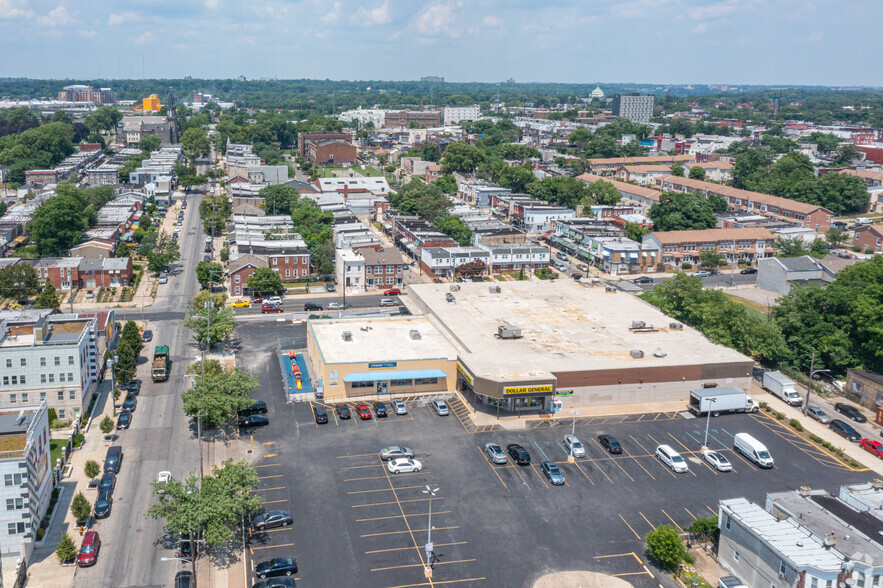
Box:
[343,368,448,383]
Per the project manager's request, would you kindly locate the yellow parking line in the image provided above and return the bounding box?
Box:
[337,453,378,459]
[382,577,487,588]
[618,514,641,540]
[510,464,532,490]
[357,511,451,523]
[637,434,678,478]
[348,485,425,495]
[340,464,383,470]
[661,509,680,528]
[254,463,282,468]
[684,507,698,520]
[250,486,285,492]
[591,438,634,482]
[583,456,614,483]
[706,505,718,516]
[371,559,476,572]
[530,464,549,488]
[258,474,284,480]
[476,446,509,492]
[352,497,443,508]
[613,571,653,578]
[593,552,637,559]
[261,499,289,505]
[622,448,655,480]
[366,541,466,555]
[250,542,295,551]
[638,512,656,530]
[571,460,595,485]
[255,527,294,534]
[361,525,459,539]
[346,471,431,482]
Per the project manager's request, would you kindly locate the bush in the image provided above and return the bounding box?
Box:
[84,460,100,479]
[789,419,804,432]
[865,248,874,254]
[73,433,85,447]
[70,491,91,523]
[55,533,78,563]
[47,408,57,423]
[681,263,693,270]
[646,524,690,572]
[220,247,229,262]
[852,245,861,252]
[99,416,114,435]
[36,527,45,540]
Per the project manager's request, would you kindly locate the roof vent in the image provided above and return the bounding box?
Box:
[605,286,616,293]
[450,284,460,291]
[824,533,836,548]
[341,331,353,342]
[630,349,644,359]
[498,325,522,339]
[653,348,667,358]
[632,321,646,329]
[409,329,421,341]
[489,285,501,294]
[15,410,24,426]
[669,322,683,330]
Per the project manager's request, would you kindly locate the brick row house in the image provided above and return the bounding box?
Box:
[641,227,775,269]
[587,154,695,175]
[853,224,883,253]
[32,257,133,290]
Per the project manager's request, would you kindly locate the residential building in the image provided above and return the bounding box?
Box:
[617,165,672,186]
[584,154,695,175]
[227,255,268,297]
[853,224,883,253]
[844,369,883,411]
[86,164,120,186]
[57,85,116,104]
[360,248,407,290]
[23,171,57,187]
[425,164,442,183]
[458,181,511,209]
[685,161,734,183]
[442,105,480,125]
[480,244,549,273]
[0,402,52,575]
[419,247,490,278]
[336,249,366,290]
[642,227,775,269]
[512,202,575,234]
[121,116,170,146]
[384,110,442,128]
[611,93,655,123]
[338,108,386,129]
[297,131,354,159]
[69,240,116,259]
[583,236,643,275]
[756,256,835,295]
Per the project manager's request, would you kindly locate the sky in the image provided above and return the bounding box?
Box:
[1,0,881,86]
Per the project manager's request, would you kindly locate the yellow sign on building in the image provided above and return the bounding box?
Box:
[503,384,553,395]
[456,362,473,386]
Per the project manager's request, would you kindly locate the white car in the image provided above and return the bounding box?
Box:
[158,273,168,284]
[265,296,283,306]
[701,449,732,472]
[156,471,173,490]
[387,458,423,474]
[563,435,586,458]
[379,298,399,307]
[328,302,346,310]
[656,444,689,473]
[391,399,408,415]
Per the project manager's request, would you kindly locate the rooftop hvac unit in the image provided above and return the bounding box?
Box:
[669,322,683,330]
[450,284,460,291]
[605,286,616,292]
[489,285,501,293]
[799,486,811,497]
[498,325,522,339]
[824,533,836,547]
[872,479,883,490]
[409,329,421,340]
[653,348,667,358]
[632,321,646,329]
[630,349,644,359]
[341,331,353,342]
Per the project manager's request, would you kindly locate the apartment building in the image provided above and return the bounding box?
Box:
[512,202,575,233]
[297,132,354,159]
[384,110,442,128]
[583,236,644,275]
[611,93,655,123]
[419,244,549,277]
[32,257,133,291]
[685,161,734,183]
[617,165,672,186]
[360,248,407,290]
[442,105,480,125]
[585,154,695,175]
[642,227,775,269]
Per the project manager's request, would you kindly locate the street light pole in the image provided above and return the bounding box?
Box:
[806,350,830,416]
[703,398,716,449]
[422,485,439,573]
[569,409,579,460]
[109,354,119,417]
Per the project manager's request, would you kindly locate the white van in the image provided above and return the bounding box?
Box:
[733,433,774,469]
[655,444,689,473]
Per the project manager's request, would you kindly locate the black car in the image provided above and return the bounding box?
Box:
[337,405,351,419]
[829,419,861,442]
[98,472,115,494]
[740,268,758,274]
[252,579,294,588]
[141,330,153,342]
[94,490,112,519]
[116,410,132,430]
[373,402,388,418]
[834,403,867,423]
[506,444,531,465]
[314,405,328,424]
[124,380,141,395]
[239,400,268,416]
[238,415,269,429]
[598,434,623,454]
[633,276,653,284]
[252,510,293,531]
[304,302,323,311]
[122,394,137,412]
[255,556,298,579]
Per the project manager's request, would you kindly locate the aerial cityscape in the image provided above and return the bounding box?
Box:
[0,2,883,588]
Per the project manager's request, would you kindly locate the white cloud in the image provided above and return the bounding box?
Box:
[321,1,340,24]
[692,22,708,34]
[415,2,461,38]
[805,31,823,42]
[107,12,138,26]
[78,29,97,37]
[37,5,73,27]
[134,31,154,45]
[0,0,33,20]
[480,15,501,27]
[351,1,390,26]
[686,0,740,20]
[205,0,221,9]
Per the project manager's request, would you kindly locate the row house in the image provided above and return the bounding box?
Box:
[480,244,549,274]
[86,163,120,186]
[227,255,268,297]
[360,248,407,290]
[586,154,695,175]
[24,171,58,187]
[512,202,575,234]
[425,164,442,183]
[458,180,511,208]
[552,218,621,247]
[419,247,490,278]
[419,244,549,278]
[233,239,311,283]
[577,174,661,211]
[658,176,834,232]
[617,165,672,186]
[491,193,542,221]
[641,227,775,269]
[583,236,644,275]
[685,161,734,183]
[853,224,883,253]
[33,257,133,291]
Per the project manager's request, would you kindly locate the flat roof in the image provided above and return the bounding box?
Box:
[408,280,751,381]
[309,315,458,365]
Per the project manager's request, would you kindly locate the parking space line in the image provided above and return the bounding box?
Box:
[251,542,295,551]
[262,499,289,505]
[250,486,286,492]
[613,571,653,578]
[530,464,549,488]
[621,448,655,480]
[570,460,595,485]
[583,455,614,483]
[361,526,459,538]
[661,509,680,528]
[629,435,676,478]
[510,465,532,490]
[345,472,431,482]
[340,464,383,470]
[593,552,639,560]
[353,496,443,508]
[254,463,282,468]
[684,507,698,520]
[476,447,509,491]
[382,577,487,588]
[337,453,379,459]
[349,485,426,495]
[638,512,656,530]
[706,505,717,516]
[357,511,451,523]
[590,438,634,482]
[647,433,695,477]
[366,541,466,555]
[372,559,477,573]
[618,514,641,540]
[532,441,551,460]
[258,474,284,480]
[750,412,859,470]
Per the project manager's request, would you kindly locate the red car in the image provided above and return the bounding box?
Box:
[354,403,372,420]
[384,288,401,296]
[253,296,264,304]
[77,531,100,567]
[860,438,883,458]
[261,304,283,314]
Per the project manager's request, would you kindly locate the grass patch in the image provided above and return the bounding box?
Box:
[49,439,65,466]
[723,293,771,314]
[353,165,382,177]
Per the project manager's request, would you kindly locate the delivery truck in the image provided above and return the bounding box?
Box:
[762,371,802,406]
[152,345,169,382]
[688,387,759,417]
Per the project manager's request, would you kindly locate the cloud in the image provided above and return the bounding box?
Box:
[321,1,340,24]
[480,15,501,27]
[37,5,73,27]
[107,12,138,26]
[0,0,33,20]
[351,1,390,26]
[415,2,461,38]
[78,29,97,38]
[134,31,154,45]
[205,0,221,8]
[804,31,823,42]
[612,0,675,19]
[692,22,708,34]
[686,0,740,20]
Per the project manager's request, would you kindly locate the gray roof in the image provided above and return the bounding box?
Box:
[227,255,268,274]
[776,255,822,272]
[423,248,451,259]
[0,408,37,435]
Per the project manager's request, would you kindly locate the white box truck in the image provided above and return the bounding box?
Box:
[762,371,803,406]
[688,387,759,417]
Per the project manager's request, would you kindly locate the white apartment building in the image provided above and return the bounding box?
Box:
[335,249,365,290]
[442,105,481,125]
[0,402,52,573]
[518,205,576,234]
[338,108,386,129]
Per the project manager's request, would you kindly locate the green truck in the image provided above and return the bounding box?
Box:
[152,346,169,382]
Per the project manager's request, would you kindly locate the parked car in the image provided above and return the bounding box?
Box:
[94,490,112,518]
[656,444,688,473]
[238,414,269,429]
[541,460,565,485]
[202,255,211,262]
[337,405,351,419]
[122,394,137,412]
[304,302,323,311]
[431,400,449,416]
[740,268,758,274]
[326,283,335,292]
[598,434,622,454]
[230,300,251,308]
[834,403,867,423]
[373,402,388,418]
[328,302,346,310]
[265,296,283,306]
[391,399,408,415]
[204,245,212,253]
[354,403,372,420]
[563,435,586,458]
[86,290,94,299]
[552,261,567,272]
[104,446,122,474]
[77,531,100,567]
[506,444,531,465]
[829,419,861,442]
[252,579,294,588]
[141,330,153,342]
[116,410,132,430]
[255,557,298,579]
[313,405,328,424]
[261,305,283,314]
[860,439,883,458]
[387,458,423,474]
[556,252,569,262]
[380,446,414,461]
[98,472,115,494]
[691,270,711,278]
[252,510,293,531]
[484,443,507,464]
[239,400,268,416]
[633,276,653,284]
[124,380,141,395]
[252,296,264,304]
[701,449,732,472]
[158,273,168,284]
[384,288,401,296]
[379,298,399,307]
[806,406,831,424]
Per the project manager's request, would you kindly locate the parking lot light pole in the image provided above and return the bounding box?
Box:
[703,398,716,449]
[569,409,579,462]
[422,485,439,575]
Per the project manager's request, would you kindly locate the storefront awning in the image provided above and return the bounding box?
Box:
[344,368,448,383]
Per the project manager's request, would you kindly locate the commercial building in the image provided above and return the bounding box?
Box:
[611,93,655,124]
[338,108,386,129]
[384,110,442,129]
[57,85,116,104]
[305,139,357,165]
[406,280,753,413]
[442,105,481,125]
[142,94,161,112]
[0,402,52,574]
[306,316,457,400]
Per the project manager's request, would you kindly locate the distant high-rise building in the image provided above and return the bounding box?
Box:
[57,85,116,104]
[420,76,444,83]
[611,93,654,124]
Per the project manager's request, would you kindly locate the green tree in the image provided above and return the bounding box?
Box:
[84,460,100,480]
[147,459,263,548]
[774,236,811,258]
[806,131,841,154]
[0,262,39,300]
[99,415,114,435]
[182,291,236,348]
[56,533,78,563]
[586,179,621,205]
[115,242,131,258]
[687,517,719,544]
[83,106,122,133]
[34,281,60,311]
[182,368,260,427]
[137,134,162,153]
[699,249,725,272]
[30,192,90,255]
[260,184,299,216]
[441,141,485,174]
[390,179,452,222]
[670,163,685,177]
[422,142,441,162]
[648,192,717,231]
[432,215,472,246]
[434,174,457,194]
[570,127,592,151]
[181,127,211,160]
[70,491,92,522]
[825,227,848,248]
[187,359,224,377]
[646,525,691,572]
[112,338,138,384]
[624,222,650,242]
[496,164,535,193]
[121,320,144,355]
[688,165,706,180]
[247,267,284,293]
[144,232,180,273]
[200,195,232,234]
[195,262,224,287]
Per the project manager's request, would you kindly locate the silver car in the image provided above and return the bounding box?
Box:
[563,435,586,458]
[431,400,449,416]
[484,443,507,464]
[379,298,399,307]
[391,399,408,415]
[807,406,831,424]
[379,446,414,461]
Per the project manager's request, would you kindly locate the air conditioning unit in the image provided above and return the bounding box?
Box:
[498,325,522,339]
[489,285,501,293]
[669,322,683,330]
[409,330,421,340]
[653,348,666,358]
[630,349,644,359]
[341,331,353,342]
[632,321,646,329]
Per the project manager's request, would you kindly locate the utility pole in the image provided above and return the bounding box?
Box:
[703,398,717,449]
[806,351,814,416]
[422,485,439,574]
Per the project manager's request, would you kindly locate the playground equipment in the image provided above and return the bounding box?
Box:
[288,351,303,390]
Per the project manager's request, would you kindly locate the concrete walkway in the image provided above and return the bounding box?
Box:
[532,571,634,588]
